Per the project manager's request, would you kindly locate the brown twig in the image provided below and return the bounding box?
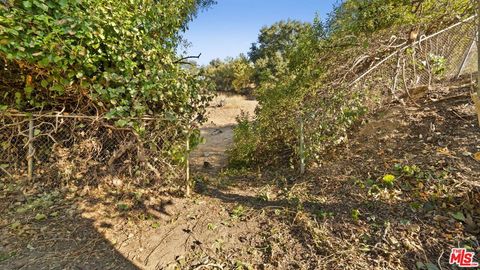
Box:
[174,53,202,64]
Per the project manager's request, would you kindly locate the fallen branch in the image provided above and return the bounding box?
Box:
[431,93,471,103]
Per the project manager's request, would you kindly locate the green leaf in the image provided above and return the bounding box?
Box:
[24,86,33,97]
[59,0,68,7]
[16,207,27,214]
[450,212,465,222]
[416,262,438,270]
[50,84,64,94]
[117,203,129,211]
[35,213,47,221]
[39,57,50,67]
[425,263,439,270]
[382,174,395,185]
[40,80,48,88]
[33,1,49,11]
[115,119,129,127]
[416,262,425,269]
[351,209,360,221]
[22,1,32,8]
[11,221,21,230]
[15,92,22,106]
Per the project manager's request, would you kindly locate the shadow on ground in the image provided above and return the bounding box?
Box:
[0,187,139,270]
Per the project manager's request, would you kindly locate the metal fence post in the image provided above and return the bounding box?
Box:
[27,117,34,181]
[456,39,475,78]
[298,113,305,175]
[185,129,191,197]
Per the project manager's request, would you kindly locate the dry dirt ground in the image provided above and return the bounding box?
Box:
[1,81,479,270]
[190,94,257,171]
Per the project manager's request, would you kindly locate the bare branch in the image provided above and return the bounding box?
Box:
[174,53,202,64]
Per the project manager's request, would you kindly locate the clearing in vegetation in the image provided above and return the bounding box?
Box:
[190,94,258,172]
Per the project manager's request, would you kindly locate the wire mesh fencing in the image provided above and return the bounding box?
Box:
[299,16,478,169]
[0,113,190,190]
[350,16,477,101]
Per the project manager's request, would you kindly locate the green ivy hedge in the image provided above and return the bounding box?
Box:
[0,0,212,127]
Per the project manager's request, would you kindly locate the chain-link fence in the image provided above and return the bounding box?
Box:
[0,113,190,190]
[349,16,477,101]
[299,16,478,170]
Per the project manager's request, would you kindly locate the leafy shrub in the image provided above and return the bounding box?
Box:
[229,16,368,168]
[228,112,258,168]
[428,54,447,77]
[0,0,214,126]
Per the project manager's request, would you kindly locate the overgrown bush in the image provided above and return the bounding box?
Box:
[229,0,473,169]
[227,112,258,168]
[0,0,216,186]
[0,0,214,127]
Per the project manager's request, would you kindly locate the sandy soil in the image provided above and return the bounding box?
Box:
[190,93,258,172]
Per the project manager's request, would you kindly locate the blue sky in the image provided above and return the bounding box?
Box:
[183,0,339,65]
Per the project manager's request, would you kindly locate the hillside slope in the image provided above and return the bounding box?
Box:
[295,78,480,269]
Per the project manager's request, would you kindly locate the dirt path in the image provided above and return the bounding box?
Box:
[190,94,257,172]
[1,94,269,270]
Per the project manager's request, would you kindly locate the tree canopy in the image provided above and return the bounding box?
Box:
[202,55,254,94]
[249,20,311,85]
